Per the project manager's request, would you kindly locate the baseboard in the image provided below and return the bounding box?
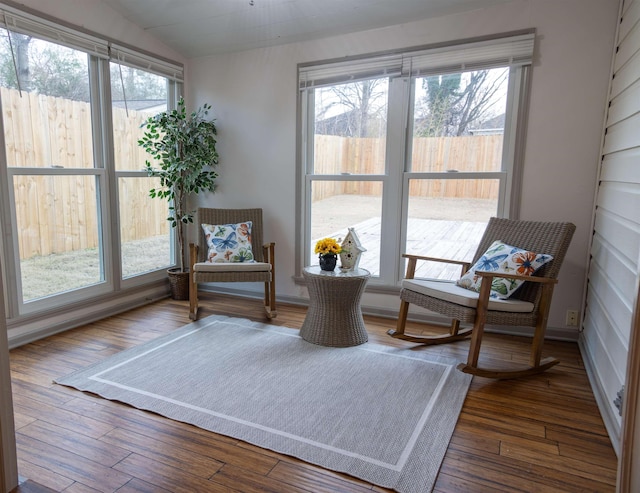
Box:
[8,282,170,349]
[199,285,578,341]
[578,335,621,457]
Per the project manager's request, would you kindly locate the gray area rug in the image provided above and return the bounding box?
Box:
[56,315,472,493]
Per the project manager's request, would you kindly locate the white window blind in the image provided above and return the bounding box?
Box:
[298,54,403,90]
[0,3,184,81]
[298,31,535,89]
[110,43,184,82]
[0,7,109,59]
[402,32,535,76]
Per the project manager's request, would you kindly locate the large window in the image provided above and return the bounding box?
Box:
[110,63,173,279]
[0,7,182,316]
[298,33,533,285]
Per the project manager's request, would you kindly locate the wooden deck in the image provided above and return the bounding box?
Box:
[331,218,486,279]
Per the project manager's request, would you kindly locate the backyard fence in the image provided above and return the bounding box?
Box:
[312,134,503,201]
[2,88,168,259]
[4,88,502,259]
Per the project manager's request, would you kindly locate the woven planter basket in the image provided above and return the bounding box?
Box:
[168,268,189,300]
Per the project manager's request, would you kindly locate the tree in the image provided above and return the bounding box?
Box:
[0,32,32,91]
[0,33,166,103]
[0,33,90,100]
[415,69,508,137]
[110,64,167,102]
[315,79,388,138]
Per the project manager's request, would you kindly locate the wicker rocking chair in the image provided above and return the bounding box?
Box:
[189,208,276,321]
[389,217,575,379]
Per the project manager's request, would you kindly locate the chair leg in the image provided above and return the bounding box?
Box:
[457,279,559,379]
[189,244,199,321]
[188,277,198,321]
[387,300,473,345]
[264,280,277,319]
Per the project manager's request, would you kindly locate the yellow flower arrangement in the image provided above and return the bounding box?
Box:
[314,237,342,256]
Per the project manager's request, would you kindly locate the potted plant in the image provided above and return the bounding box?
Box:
[138,97,219,299]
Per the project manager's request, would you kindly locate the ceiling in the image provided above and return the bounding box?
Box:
[99,0,515,58]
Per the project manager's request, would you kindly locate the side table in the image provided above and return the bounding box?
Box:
[300,266,370,347]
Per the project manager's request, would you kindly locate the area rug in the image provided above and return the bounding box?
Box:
[56,315,472,493]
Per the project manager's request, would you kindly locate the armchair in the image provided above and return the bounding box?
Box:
[189,208,276,321]
[389,217,575,378]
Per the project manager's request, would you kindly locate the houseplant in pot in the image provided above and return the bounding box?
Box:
[138,97,219,299]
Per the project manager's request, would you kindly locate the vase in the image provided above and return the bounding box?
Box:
[319,254,337,272]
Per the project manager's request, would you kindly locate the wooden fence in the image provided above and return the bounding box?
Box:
[312,134,503,201]
[2,88,168,259]
[4,88,502,259]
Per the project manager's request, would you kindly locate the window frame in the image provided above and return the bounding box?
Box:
[0,4,184,318]
[296,32,534,288]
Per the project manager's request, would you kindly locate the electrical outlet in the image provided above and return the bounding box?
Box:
[566,310,579,327]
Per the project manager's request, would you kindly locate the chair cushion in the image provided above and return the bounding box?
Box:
[456,240,553,299]
[194,261,271,273]
[403,279,534,313]
[202,221,255,263]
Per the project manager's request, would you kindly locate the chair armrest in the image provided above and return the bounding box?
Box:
[262,242,276,267]
[474,270,558,285]
[189,242,199,261]
[401,253,471,279]
[474,271,558,321]
[189,243,199,284]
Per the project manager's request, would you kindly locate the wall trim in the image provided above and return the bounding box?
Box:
[579,335,621,456]
[201,285,580,341]
[8,282,170,348]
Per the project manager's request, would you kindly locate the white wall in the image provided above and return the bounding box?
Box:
[188,0,619,334]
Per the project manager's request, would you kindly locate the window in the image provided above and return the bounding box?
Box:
[110,63,173,279]
[0,6,183,317]
[308,79,388,276]
[2,37,106,306]
[298,32,534,285]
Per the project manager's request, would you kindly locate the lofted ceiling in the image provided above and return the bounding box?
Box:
[99,0,516,58]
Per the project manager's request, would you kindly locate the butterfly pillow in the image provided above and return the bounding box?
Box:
[201,222,255,263]
[456,240,553,299]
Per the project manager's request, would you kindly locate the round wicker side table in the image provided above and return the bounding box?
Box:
[300,266,370,347]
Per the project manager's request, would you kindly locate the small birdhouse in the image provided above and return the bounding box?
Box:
[339,228,366,271]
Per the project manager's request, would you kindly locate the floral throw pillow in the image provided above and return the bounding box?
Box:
[201,221,255,263]
[456,240,553,299]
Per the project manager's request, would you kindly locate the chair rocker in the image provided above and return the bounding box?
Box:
[389,217,575,379]
[189,208,277,321]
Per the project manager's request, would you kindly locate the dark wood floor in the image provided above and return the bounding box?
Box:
[9,293,618,492]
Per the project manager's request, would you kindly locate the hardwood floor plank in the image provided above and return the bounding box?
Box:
[211,463,311,493]
[267,460,376,493]
[16,459,76,492]
[111,478,173,493]
[19,421,130,468]
[440,447,614,493]
[113,453,234,493]
[16,434,132,492]
[499,440,617,486]
[13,393,117,440]
[9,294,617,492]
[13,479,59,493]
[60,482,103,493]
[100,427,224,478]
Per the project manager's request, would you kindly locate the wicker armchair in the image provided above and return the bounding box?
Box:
[189,208,276,321]
[389,217,575,379]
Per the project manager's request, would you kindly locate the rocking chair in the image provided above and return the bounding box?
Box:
[189,208,276,321]
[389,217,575,379]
